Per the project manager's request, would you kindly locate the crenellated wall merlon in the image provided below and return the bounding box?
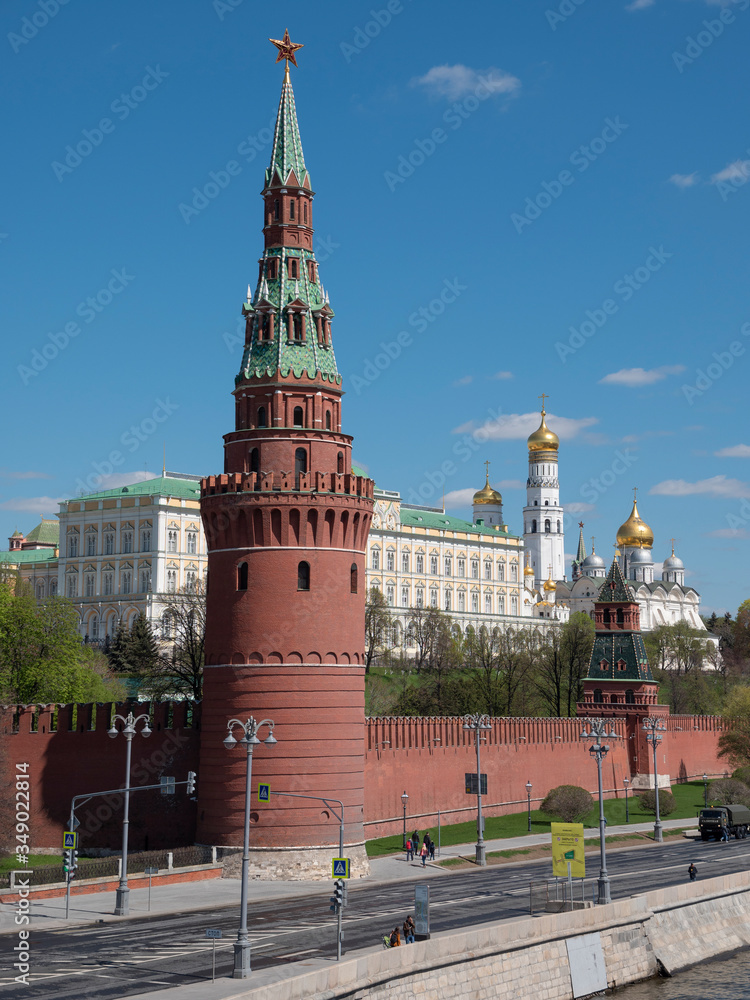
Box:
[201,471,373,499]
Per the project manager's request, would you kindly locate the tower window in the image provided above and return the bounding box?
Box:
[616,608,624,624]
[257,406,267,428]
[303,201,308,223]
[237,562,248,591]
[337,451,344,474]
[532,519,537,533]
[350,563,358,593]
[289,258,298,279]
[295,447,307,478]
[326,411,332,430]
[544,519,551,534]
[292,312,303,340]
[298,561,310,591]
[594,689,603,703]
[250,448,260,473]
[293,406,304,427]
[289,199,295,220]
[274,199,279,220]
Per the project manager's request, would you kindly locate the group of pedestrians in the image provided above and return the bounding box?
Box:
[405,830,435,865]
[385,915,416,948]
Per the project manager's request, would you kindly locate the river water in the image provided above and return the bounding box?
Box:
[612,949,750,998]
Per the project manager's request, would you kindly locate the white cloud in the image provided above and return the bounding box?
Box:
[497,479,524,490]
[715,444,750,458]
[651,476,750,499]
[669,172,699,188]
[72,471,157,495]
[412,65,520,101]
[491,371,513,381]
[455,411,598,443]
[565,502,596,513]
[453,375,473,386]
[599,365,685,387]
[707,528,750,539]
[0,496,66,514]
[0,469,53,480]
[711,160,750,184]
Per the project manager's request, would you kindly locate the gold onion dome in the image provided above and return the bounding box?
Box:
[616,499,654,549]
[524,561,535,577]
[527,409,559,453]
[543,572,556,592]
[473,474,502,506]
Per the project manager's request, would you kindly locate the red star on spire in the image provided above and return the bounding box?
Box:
[269,29,304,68]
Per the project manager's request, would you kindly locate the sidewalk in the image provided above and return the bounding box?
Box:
[0,816,698,935]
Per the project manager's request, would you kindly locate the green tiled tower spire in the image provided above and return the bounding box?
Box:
[237,54,340,386]
[585,558,655,684]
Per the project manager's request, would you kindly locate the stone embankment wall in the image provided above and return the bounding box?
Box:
[228,870,750,1000]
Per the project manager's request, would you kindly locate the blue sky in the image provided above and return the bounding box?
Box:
[1,0,749,615]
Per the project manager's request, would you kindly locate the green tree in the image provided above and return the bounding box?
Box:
[561,613,595,716]
[718,684,750,768]
[644,621,717,714]
[364,586,393,673]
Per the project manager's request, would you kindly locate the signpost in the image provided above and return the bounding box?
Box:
[464,773,487,796]
[206,928,222,981]
[258,783,271,802]
[63,832,78,920]
[332,858,350,878]
[414,883,430,940]
[551,823,585,907]
[144,867,159,911]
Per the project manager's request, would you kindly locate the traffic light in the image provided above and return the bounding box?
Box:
[187,771,196,797]
[63,849,78,877]
[329,879,345,913]
[63,850,71,873]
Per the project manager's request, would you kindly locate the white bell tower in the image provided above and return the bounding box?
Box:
[522,396,565,590]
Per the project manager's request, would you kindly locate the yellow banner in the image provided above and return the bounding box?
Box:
[551,822,585,877]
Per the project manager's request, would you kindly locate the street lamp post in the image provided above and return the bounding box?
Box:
[108,711,152,916]
[642,717,666,843]
[580,718,620,905]
[623,777,630,824]
[224,716,277,979]
[526,781,533,833]
[703,772,709,808]
[463,713,492,866]
[401,791,409,849]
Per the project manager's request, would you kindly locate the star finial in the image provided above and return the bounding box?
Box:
[578,521,584,530]
[270,29,304,69]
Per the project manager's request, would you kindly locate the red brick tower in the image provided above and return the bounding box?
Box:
[578,557,669,787]
[197,37,374,873]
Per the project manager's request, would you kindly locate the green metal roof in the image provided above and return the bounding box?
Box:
[67,475,202,503]
[587,630,654,682]
[24,518,59,545]
[399,507,519,539]
[0,548,58,565]
[597,559,636,603]
[265,72,309,190]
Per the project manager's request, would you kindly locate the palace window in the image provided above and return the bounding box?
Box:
[166,570,177,593]
[371,549,380,570]
[484,561,492,580]
[141,529,151,552]
[67,575,77,598]
[68,535,78,558]
[471,559,479,579]
[444,557,452,577]
[386,550,395,572]
[162,613,173,640]
[458,557,465,577]
[430,555,438,575]
[86,533,97,556]
[430,589,438,608]
[416,588,424,608]
[84,573,95,597]
[168,530,178,553]
[104,532,114,555]
[401,586,409,607]
[484,593,492,614]
[471,593,479,613]
[402,552,409,573]
[444,591,451,611]
[187,532,197,554]
[103,572,113,596]
[498,561,505,581]
[140,569,151,593]
[186,570,196,592]
[121,570,132,594]
[458,591,465,612]
[511,596,518,615]
[416,554,424,574]
[386,585,395,607]
[510,563,518,582]
[498,595,505,614]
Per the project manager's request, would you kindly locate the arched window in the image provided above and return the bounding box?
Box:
[557,520,561,533]
[292,312,303,340]
[237,562,248,591]
[325,411,331,430]
[250,448,260,473]
[544,519,551,533]
[594,689,603,703]
[274,199,279,220]
[295,448,307,476]
[337,451,344,474]
[298,561,310,591]
[350,563,358,593]
[293,406,304,427]
[289,199,295,220]
[257,406,267,428]
[531,519,537,533]
[303,201,308,223]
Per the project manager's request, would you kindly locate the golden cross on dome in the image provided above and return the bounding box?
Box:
[270,29,304,69]
[591,536,595,551]
[670,537,676,555]
[538,392,548,412]
[633,486,638,502]
[484,459,491,478]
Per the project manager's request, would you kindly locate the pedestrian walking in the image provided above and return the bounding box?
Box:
[403,915,415,943]
[405,837,413,861]
[412,829,419,851]
[429,837,435,861]
[721,823,730,842]
[688,863,697,882]
[420,840,428,866]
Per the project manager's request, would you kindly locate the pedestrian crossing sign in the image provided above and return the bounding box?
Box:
[63,831,77,849]
[258,783,271,802]
[332,857,350,878]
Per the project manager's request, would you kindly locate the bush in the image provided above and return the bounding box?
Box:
[709,778,750,807]
[638,789,676,816]
[732,766,750,787]
[541,785,593,823]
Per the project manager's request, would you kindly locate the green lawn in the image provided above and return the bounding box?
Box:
[0,854,62,873]
[365,780,706,857]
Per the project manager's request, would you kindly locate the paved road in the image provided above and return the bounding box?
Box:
[1,835,747,1000]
